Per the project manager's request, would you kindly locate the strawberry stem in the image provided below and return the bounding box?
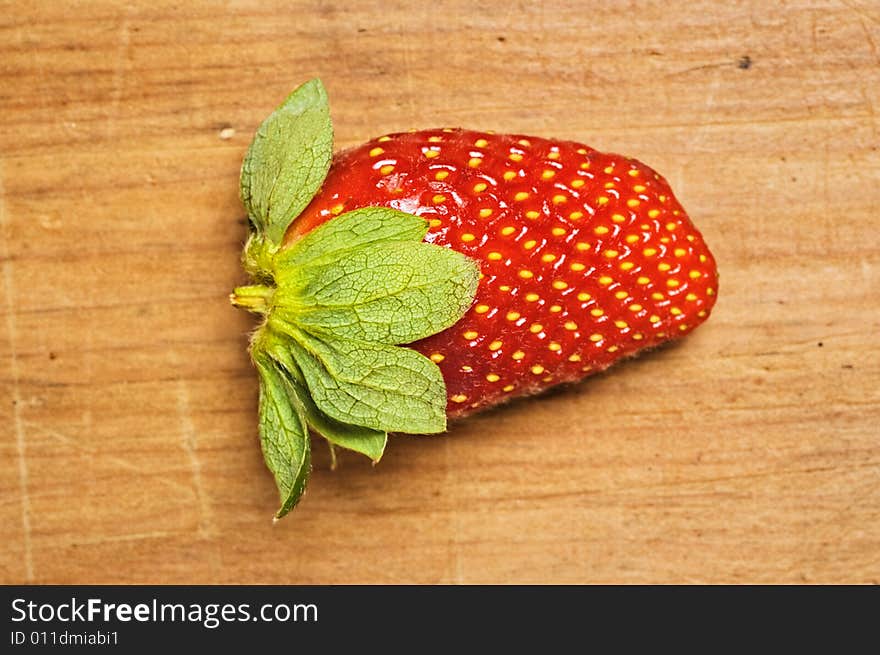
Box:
[230,284,274,314]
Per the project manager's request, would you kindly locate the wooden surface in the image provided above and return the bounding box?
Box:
[1,0,879,584]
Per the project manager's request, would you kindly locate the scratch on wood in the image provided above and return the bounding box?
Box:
[444,438,463,583]
[786,468,880,577]
[839,0,880,27]
[675,65,723,198]
[171,357,222,582]
[21,420,193,496]
[174,376,215,539]
[397,20,417,120]
[67,529,180,548]
[1,161,34,583]
[859,86,878,140]
[109,16,131,136]
[859,18,880,67]
[855,19,880,140]
[664,61,730,78]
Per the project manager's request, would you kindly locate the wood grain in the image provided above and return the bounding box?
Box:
[1,0,878,584]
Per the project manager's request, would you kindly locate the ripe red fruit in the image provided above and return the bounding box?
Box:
[285,128,719,417]
[234,80,722,516]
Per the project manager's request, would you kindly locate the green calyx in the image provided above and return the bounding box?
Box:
[232,79,479,518]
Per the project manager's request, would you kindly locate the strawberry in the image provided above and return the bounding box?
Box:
[232,80,718,516]
[286,130,718,418]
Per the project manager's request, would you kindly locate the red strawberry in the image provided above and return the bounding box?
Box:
[233,80,719,516]
[285,129,718,418]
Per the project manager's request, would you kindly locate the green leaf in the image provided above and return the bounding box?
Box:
[283,327,447,434]
[264,335,388,462]
[255,355,311,518]
[240,79,333,245]
[261,334,307,386]
[274,207,429,270]
[298,382,388,462]
[274,239,480,345]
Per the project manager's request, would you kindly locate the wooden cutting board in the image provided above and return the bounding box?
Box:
[2,0,878,584]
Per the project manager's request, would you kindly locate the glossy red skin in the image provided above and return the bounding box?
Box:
[286,129,718,418]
